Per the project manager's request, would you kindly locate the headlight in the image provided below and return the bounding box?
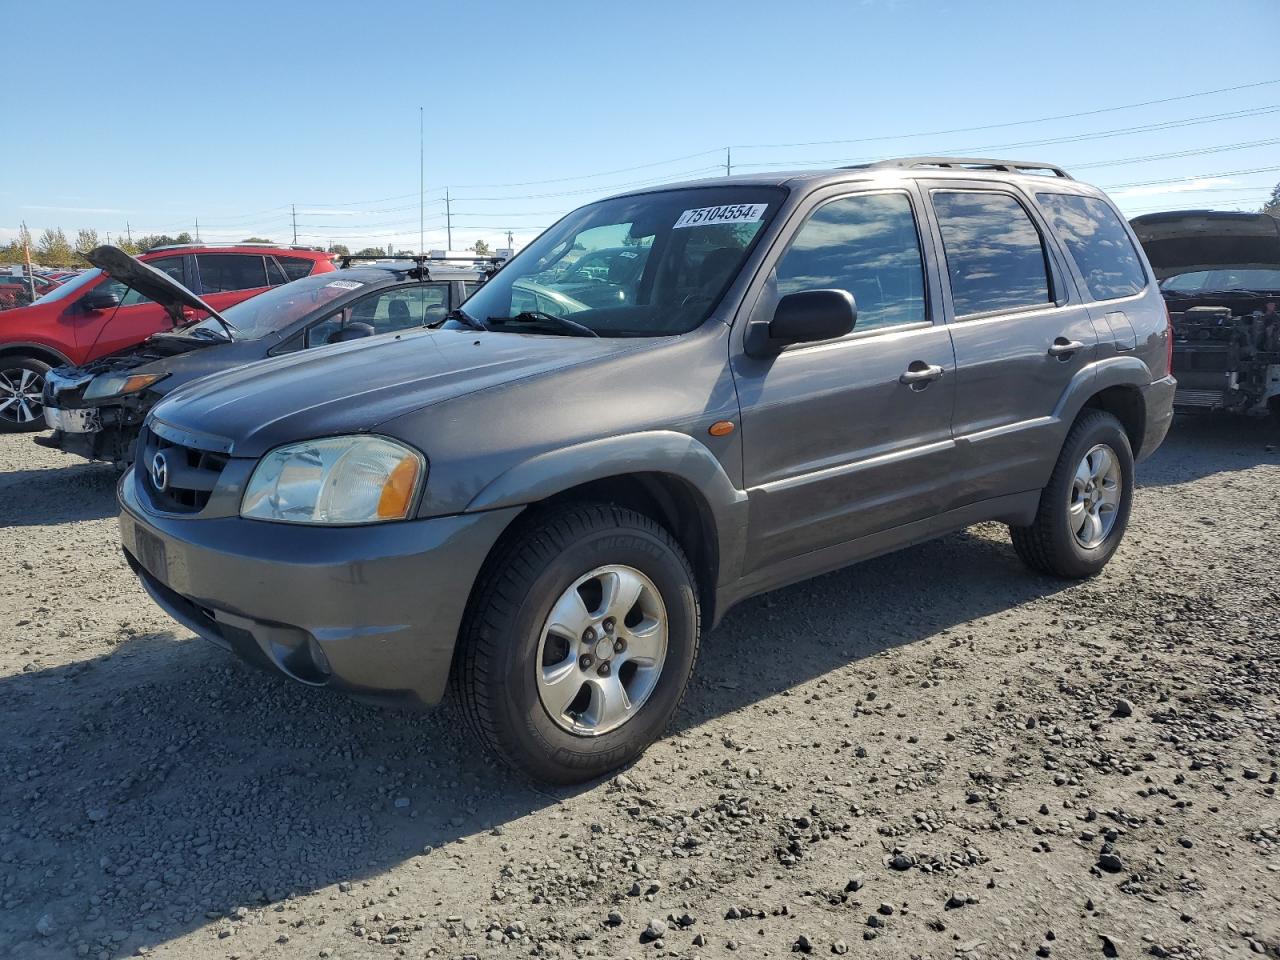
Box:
[82,371,167,401]
[241,435,425,524]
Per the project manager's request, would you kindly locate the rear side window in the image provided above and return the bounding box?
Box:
[278,256,316,281]
[197,254,268,293]
[1036,193,1147,301]
[775,192,927,330]
[932,191,1052,317]
[265,257,288,286]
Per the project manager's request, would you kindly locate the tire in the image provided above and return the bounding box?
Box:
[1010,410,1134,579]
[0,356,51,433]
[451,502,700,784]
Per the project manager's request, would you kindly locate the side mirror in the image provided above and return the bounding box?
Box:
[81,291,121,312]
[745,289,856,356]
[327,321,376,344]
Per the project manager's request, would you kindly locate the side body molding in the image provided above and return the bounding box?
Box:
[464,430,750,589]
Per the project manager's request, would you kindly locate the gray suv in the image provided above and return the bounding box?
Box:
[118,157,1175,783]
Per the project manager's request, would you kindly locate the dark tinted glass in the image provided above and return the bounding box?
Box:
[1037,193,1146,300]
[265,257,288,286]
[198,254,268,293]
[775,192,927,330]
[933,191,1052,317]
[279,256,315,281]
[100,256,186,306]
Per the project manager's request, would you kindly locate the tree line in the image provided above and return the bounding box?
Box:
[3,225,496,268]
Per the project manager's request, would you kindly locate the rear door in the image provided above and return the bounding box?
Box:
[71,255,190,358]
[922,183,1096,505]
[733,186,957,574]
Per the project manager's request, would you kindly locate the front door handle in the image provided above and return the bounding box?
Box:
[1048,337,1085,358]
[899,362,945,389]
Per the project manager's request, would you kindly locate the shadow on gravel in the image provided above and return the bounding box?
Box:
[1138,413,1280,488]
[0,461,120,526]
[0,524,1066,956]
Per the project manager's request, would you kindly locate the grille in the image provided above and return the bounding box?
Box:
[137,423,230,513]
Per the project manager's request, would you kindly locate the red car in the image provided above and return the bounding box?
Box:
[0,244,335,431]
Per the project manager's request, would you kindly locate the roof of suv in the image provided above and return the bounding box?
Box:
[610,156,1098,201]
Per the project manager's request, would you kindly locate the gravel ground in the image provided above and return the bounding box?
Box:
[1,416,1278,960]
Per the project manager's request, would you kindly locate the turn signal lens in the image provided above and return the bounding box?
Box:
[377,455,422,519]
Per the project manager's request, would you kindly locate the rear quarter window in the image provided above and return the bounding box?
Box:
[279,256,318,281]
[1037,193,1147,301]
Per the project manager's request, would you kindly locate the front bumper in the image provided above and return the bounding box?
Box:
[1137,374,1177,461]
[118,469,522,708]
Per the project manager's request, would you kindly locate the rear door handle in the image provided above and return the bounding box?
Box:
[899,362,945,388]
[1048,337,1084,358]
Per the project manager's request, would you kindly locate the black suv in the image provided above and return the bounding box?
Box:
[118,157,1176,783]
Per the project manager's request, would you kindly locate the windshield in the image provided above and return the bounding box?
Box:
[1162,268,1280,293]
[180,272,365,340]
[459,186,786,336]
[29,267,103,304]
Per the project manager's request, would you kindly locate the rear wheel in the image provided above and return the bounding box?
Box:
[451,503,700,784]
[1010,410,1134,579]
[0,356,50,433]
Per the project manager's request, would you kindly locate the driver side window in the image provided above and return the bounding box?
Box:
[97,256,186,307]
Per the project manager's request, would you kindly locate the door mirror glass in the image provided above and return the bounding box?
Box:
[769,289,857,344]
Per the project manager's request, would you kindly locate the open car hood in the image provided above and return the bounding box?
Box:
[85,245,229,329]
[1129,211,1280,280]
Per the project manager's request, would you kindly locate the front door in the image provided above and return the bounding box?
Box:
[69,254,191,360]
[733,187,957,574]
[922,184,1097,505]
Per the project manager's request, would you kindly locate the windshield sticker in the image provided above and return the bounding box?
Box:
[326,279,364,290]
[673,203,769,229]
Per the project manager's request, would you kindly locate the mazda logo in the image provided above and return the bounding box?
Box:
[150,451,169,492]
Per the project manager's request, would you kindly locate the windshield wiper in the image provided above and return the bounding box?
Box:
[488,310,599,338]
[434,307,488,331]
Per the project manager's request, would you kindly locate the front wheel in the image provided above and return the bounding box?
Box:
[1010,410,1134,579]
[451,503,700,784]
[0,356,51,433]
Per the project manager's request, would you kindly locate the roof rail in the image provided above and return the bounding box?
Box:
[852,157,1073,180]
[338,252,508,278]
[144,241,330,252]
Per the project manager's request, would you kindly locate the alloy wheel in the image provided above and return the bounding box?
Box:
[535,564,669,736]
[1069,442,1121,548]
[0,367,45,426]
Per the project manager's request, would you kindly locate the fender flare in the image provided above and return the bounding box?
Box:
[464,430,750,586]
[1052,355,1152,426]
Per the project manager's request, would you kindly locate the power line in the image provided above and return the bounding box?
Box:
[728,78,1280,150]
[1101,165,1280,190]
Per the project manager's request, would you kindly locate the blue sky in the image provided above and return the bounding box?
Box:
[6,0,1278,253]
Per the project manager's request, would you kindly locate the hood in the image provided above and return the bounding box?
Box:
[1129,211,1280,280]
[150,327,641,458]
[86,245,228,328]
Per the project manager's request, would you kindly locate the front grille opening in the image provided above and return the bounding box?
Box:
[138,424,229,514]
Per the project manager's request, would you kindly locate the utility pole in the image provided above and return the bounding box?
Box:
[506,229,514,255]
[126,220,132,244]
[194,216,200,242]
[726,146,732,177]
[419,106,425,255]
[291,204,298,244]
[445,189,453,251]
